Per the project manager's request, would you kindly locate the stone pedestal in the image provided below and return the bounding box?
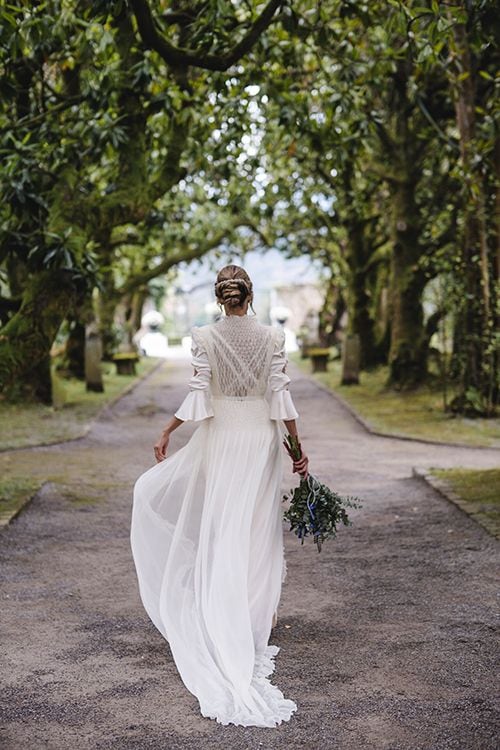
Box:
[113,353,139,375]
[341,334,360,385]
[85,326,104,393]
[309,348,330,373]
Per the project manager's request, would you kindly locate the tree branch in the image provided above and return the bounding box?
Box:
[160,10,197,26]
[116,219,259,296]
[0,95,84,135]
[130,0,283,71]
[371,118,395,155]
[314,159,336,189]
[109,236,142,249]
[425,308,446,340]
[0,295,22,318]
[366,163,406,186]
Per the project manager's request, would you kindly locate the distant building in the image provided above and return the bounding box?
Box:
[269,283,323,333]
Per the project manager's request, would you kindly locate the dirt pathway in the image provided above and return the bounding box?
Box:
[1,358,499,750]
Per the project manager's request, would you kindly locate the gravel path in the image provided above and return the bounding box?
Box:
[1,358,499,750]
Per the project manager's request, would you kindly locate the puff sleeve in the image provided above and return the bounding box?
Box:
[174,328,214,422]
[268,329,299,421]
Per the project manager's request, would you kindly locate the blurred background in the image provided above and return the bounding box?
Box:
[0,1,497,441]
[1,8,498,745]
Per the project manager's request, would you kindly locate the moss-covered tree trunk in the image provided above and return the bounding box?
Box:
[98,268,119,360]
[387,178,427,388]
[326,155,385,369]
[448,12,496,415]
[345,221,381,369]
[125,288,148,347]
[0,271,78,403]
[63,317,86,380]
[318,273,345,347]
[60,294,95,380]
[380,54,430,390]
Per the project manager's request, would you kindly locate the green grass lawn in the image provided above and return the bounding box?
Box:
[293,355,500,448]
[431,468,500,538]
[0,357,161,451]
[0,477,42,527]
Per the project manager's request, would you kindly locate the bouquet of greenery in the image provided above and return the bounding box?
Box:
[282,434,361,552]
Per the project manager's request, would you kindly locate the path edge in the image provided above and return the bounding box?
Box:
[412,467,499,540]
[0,481,48,530]
[299,368,499,451]
[0,359,165,455]
[0,362,165,528]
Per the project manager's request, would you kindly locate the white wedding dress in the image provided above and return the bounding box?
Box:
[130,314,299,727]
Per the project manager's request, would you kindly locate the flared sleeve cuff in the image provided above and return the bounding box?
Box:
[269,389,299,421]
[268,328,299,421]
[174,327,214,422]
[175,390,214,422]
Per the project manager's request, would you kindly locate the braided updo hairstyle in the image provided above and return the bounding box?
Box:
[214,265,255,313]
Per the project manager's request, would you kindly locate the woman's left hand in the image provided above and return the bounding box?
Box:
[154,431,170,463]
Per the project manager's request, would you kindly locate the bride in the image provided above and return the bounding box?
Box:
[130,264,308,727]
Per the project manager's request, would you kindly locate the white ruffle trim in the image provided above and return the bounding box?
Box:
[200,645,297,727]
[174,390,214,422]
[269,389,299,421]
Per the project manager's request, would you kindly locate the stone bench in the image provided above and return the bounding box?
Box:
[308,347,330,373]
[113,352,140,376]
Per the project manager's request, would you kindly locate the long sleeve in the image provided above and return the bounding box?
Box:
[174,328,214,422]
[268,329,299,421]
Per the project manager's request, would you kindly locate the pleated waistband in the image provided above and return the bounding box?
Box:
[211,397,271,428]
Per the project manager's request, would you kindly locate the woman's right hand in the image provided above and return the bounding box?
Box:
[154,430,170,463]
[292,452,309,478]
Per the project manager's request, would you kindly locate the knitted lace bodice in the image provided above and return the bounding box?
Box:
[195,315,278,399]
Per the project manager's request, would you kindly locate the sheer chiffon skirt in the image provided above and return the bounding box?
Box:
[130,397,297,727]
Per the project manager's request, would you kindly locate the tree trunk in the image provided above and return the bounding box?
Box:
[448,13,496,415]
[374,54,433,389]
[341,334,361,385]
[97,265,120,360]
[335,146,383,369]
[387,179,427,388]
[126,288,148,347]
[373,273,391,364]
[345,222,379,368]
[60,295,95,380]
[318,275,344,347]
[85,323,104,393]
[63,317,86,379]
[0,271,77,403]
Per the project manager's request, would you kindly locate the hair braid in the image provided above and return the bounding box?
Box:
[214,265,254,311]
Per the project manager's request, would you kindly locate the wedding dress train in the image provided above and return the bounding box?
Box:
[131,314,299,727]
